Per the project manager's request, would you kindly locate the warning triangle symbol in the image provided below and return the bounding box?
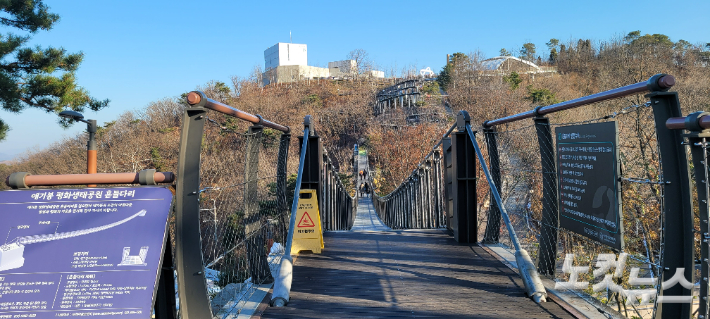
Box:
[298,212,316,228]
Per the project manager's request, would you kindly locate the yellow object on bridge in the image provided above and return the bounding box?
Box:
[292,189,324,254]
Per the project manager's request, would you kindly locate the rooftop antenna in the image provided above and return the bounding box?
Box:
[290,30,292,43]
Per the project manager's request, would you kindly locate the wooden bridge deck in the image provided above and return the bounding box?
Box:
[260,230,574,319]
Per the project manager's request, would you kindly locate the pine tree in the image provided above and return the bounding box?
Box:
[520,43,536,62]
[546,39,559,64]
[0,0,109,141]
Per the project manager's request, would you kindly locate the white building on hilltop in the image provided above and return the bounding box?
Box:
[264,43,308,71]
[262,43,385,85]
[328,60,356,77]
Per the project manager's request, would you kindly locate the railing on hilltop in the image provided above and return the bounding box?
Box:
[375,79,423,115]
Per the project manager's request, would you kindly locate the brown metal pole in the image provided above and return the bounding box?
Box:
[186,91,290,133]
[87,119,98,187]
[5,172,175,188]
[87,150,97,187]
[87,150,97,174]
[666,117,689,130]
[666,114,710,130]
[484,74,675,127]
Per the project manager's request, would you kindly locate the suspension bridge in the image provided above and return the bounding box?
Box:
[4,73,707,319]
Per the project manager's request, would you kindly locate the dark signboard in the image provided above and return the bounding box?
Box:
[556,121,623,250]
[0,187,172,318]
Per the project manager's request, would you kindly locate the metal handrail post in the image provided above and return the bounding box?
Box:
[482,127,502,244]
[276,133,292,234]
[451,111,477,243]
[648,91,694,319]
[534,116,559,276]
[174,107,212,318]
[244,125,271,283]
[686,127,710,319]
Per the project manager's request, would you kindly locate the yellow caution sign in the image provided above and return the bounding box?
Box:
[292,189,324,254]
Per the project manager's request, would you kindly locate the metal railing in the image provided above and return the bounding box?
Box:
[477,74,688,319]
[371,139,447,230]
[375,79,424,115]
[368,74,695,318]
[174,92,291,319]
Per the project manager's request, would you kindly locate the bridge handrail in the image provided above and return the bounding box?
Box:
[483,74,675,127]
[5,170,175,188]
[666,111,710,130]
[186,90,290,133]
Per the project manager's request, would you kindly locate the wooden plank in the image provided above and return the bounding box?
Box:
[261,230,574,318]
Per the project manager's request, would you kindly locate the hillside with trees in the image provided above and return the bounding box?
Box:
[1,31,709,196]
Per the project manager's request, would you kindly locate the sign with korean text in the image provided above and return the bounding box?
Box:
[556,122,623,250]
[292,189,323,254]
[0,187,172,318]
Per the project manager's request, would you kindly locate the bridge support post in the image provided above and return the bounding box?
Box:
[398,189,403,229]
[323,160,332,229]
[534,116,559,276]
[415,174,421,228]
[244,125,273,283]
[451,111,477,243]
[686,122,710,319]
[482,127,502,244]
[276,133,292,245]
[423,165,431,228]
[433,150,445,228]
[648,90,693,319]
[443,138,453,231]
[175,107,213,318]
[299,117,323,229]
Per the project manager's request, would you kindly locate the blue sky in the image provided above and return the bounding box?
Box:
[0,0,708,161]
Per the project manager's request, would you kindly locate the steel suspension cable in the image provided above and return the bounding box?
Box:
[271,125,310,307]
[465,124,547,303]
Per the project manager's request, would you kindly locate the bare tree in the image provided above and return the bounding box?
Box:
[346,49,373,78]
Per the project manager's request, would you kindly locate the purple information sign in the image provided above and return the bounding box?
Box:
[0,187,172,318]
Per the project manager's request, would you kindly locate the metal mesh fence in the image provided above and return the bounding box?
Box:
[478,99,670,318]
[193,116,291,318]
